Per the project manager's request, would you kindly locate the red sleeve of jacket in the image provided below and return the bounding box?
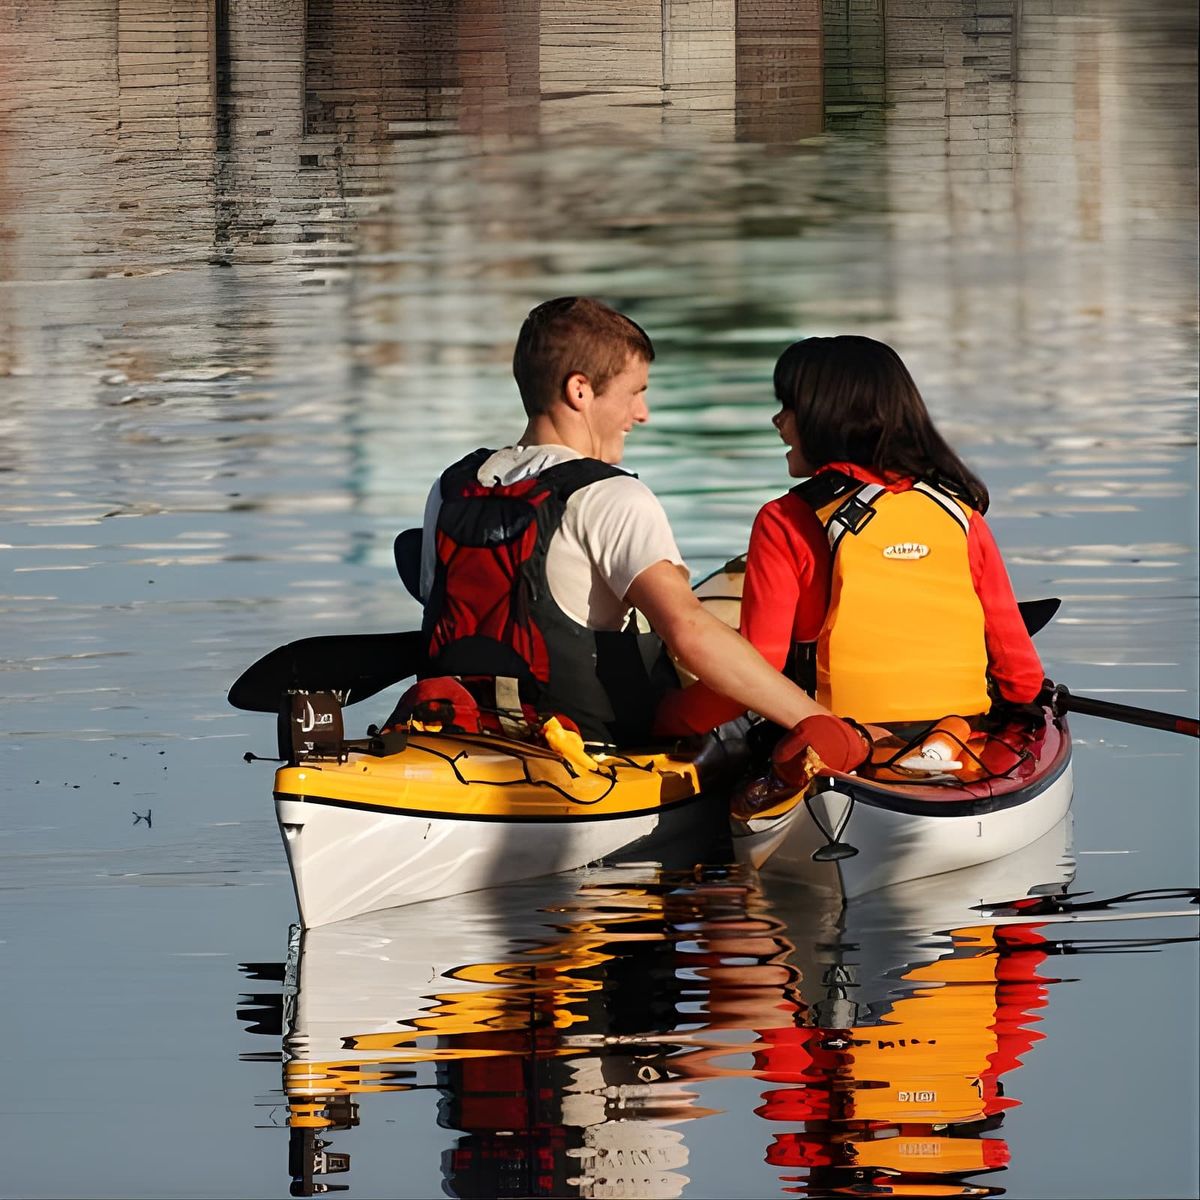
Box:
[967,513,1045,704]
[741,491,830,652]
[654,494,829,736]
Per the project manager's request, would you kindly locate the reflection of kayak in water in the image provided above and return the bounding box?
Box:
[747,819,1197,1198]
[275,868,724,1198]
[284,875,606,1086]
[753,909,1048,1196]
[245,824,1195,1199]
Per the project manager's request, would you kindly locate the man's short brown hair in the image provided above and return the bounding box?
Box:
[512,297,655,417]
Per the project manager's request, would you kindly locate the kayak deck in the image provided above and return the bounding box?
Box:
[273,730,707,821]
[271,725,748,926]
[844,707,1073,815]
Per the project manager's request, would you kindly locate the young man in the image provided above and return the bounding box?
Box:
[414,297,866,773]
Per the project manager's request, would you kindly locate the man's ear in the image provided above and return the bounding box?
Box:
[564,372,592,412]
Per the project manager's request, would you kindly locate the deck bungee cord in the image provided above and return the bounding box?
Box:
[396,735,621,807]
[861,716,1035,787]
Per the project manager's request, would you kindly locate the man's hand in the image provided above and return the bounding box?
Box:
[772,714,871,782]
[625,561,829,730]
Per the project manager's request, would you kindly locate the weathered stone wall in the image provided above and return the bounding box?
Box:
[308,0,543,142]
[304,0,460,142]
[0,0,831,280]
[1015,0,1195,243]
[456,0,540,138]
[0,0,218,277]
[20,1,1164,283]
[662,0,736,137]
[884,0,1018,227]
[822,0,885,133]
[215,0,317,262]
[537,0,665,136]
[736,0,823,142]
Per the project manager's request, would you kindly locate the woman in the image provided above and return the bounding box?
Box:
[656,335,1043,752]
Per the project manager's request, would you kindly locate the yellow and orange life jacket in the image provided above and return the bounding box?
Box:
[795,471,991,724]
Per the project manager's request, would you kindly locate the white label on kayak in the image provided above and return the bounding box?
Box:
[883,542,930,560]
[299,701,334,732]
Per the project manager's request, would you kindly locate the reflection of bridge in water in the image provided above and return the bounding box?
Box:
[5,0,1190,277]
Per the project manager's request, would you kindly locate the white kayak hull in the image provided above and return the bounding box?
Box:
[276,790,725,928]
[760,762,1072,897]
[734,729,1074,900]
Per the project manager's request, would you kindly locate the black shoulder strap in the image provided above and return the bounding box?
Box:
[440,447,494,498]
[537,456,629,502]
[794,470,893,555]
[789,468,861,512]
[924,471,975,508]
[911,478,971,535]
[441,451,625,503]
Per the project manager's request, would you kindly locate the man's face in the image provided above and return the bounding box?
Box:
[588,354,650,464]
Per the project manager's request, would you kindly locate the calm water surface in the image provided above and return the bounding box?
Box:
[1,2,1197,1197]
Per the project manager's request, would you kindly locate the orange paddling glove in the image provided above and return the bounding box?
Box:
[772,714,871,782]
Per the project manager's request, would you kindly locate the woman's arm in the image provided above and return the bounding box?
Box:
[967,513,1045,703]
[740,492,830,661]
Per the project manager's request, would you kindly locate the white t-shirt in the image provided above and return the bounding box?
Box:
[419,444,687,631]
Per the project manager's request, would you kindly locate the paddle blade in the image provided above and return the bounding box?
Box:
[1018,597,1060,636]
[394,528,423,602]
[228,631,425,713]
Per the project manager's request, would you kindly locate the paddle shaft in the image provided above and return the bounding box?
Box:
[1047,683,1199,738]
[229,592,1200,738]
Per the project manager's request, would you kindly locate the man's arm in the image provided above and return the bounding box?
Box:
[626,561,830,729]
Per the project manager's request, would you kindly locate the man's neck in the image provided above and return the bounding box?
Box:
[520,412,592,456]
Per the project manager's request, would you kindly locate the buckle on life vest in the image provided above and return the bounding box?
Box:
[831,492,877,535]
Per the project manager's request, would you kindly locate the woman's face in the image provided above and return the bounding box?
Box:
[773,404,813,477]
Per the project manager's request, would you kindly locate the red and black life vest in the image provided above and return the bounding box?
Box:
[421,448,677,744]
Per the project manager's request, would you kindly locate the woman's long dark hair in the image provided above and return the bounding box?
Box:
[774,335,990,513]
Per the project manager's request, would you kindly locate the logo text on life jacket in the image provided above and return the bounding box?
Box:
[883,542,930,560]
